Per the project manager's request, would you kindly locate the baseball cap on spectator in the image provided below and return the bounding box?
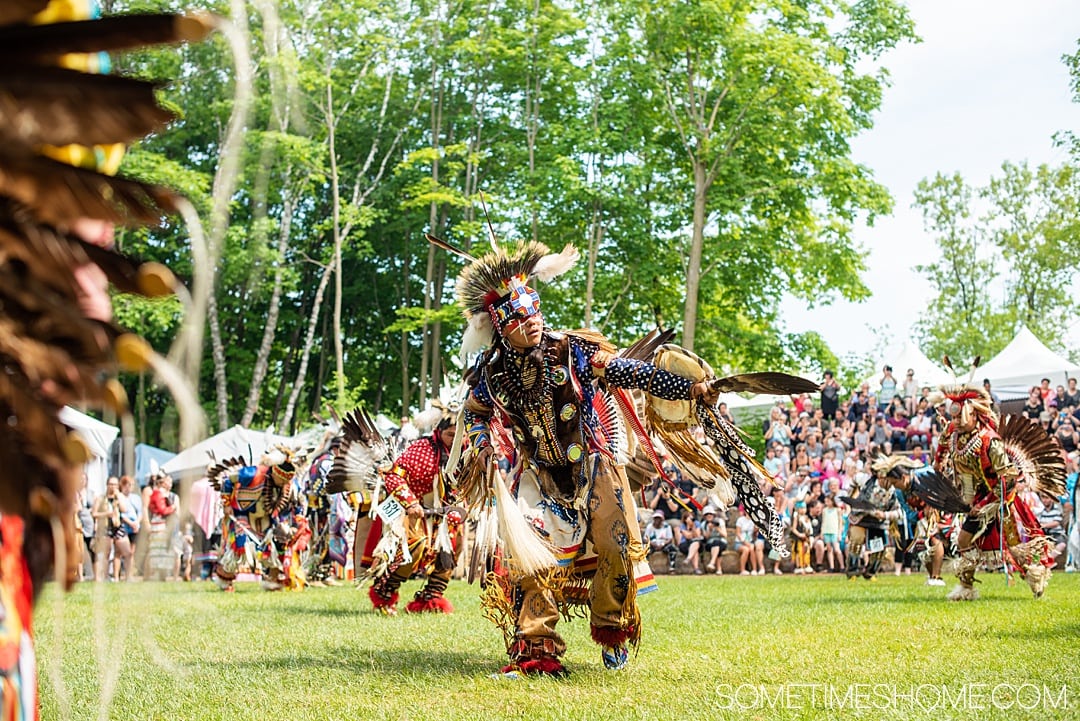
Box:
[651,511,664,519]
[799,411,809,419]
[702,505,717,515]
[1039,412,1052,423]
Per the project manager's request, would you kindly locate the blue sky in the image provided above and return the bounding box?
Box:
[783,0,1080,360]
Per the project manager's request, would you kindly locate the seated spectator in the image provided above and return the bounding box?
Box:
[701,506,727,574]
[886,407,909,451]
[789,444,811,479]
[647,479,683,530]
[763,444,785,482]
[848,389,871,423]
[852,420,870,457]
[908,444,928,465]
[871,413,889,447]
[677,511,704,574]
[826,427,848,458]
[1037,491,1067,561]
[907,402,932,448]
[805,432,824,460]
[734,508,764,576]
[645,511,679,574]
[1054,417,1078,454]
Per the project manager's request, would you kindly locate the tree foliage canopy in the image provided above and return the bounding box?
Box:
[111,0,916,443]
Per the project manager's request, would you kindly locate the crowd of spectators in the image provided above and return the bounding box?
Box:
[75,471,192,582]
[640,370,1080,578]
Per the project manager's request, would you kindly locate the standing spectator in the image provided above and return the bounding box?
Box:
[75,474,96,581]
[147,473,179,580]
[117,475,139,581]
[645,511,679,574]
[902,369,919,415]
[717,402,734,424]
[1022,386,1044,421]
[677,511,704,574]
[1064,452,1079,572]
[133,475,155,579]
[735,508,763,575]
[92,476,131,581]
[983,379,1001,414]
[701,507,727,574]
[878,366,898,412]
[1038,378,1057,406]
[820,494,843,572]
[1062,377,1080,409]
[189,473,223,580]
[789,502,814,574]
[820,371,841,420]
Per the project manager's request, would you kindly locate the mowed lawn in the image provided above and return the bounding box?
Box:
[35,573,1080,721]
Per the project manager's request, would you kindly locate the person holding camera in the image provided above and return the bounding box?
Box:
[701,506,728,574]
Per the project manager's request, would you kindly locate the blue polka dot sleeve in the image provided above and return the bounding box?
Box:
[604,357,694,400]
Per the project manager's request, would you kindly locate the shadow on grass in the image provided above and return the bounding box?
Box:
[192,647,495,676]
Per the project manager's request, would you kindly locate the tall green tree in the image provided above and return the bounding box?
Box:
[607,0,913,363]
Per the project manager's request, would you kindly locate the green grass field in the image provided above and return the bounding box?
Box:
[35,572,1080,721]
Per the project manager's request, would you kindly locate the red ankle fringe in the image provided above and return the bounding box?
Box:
[368,586,398,609]
[503,657,565,676]
[590,624,635,647]
[405,595,453,614]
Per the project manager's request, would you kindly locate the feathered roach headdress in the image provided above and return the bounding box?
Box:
[413,397,461,434]
[926,355,996,430]
[428,233,578,358]
[0,1,217,593]
[870,454,923,483]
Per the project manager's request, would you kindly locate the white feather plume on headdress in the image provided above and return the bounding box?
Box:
[532,244,579,282]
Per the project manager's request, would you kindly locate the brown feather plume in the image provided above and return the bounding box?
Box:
[710,371,821,395]
[0,12,216,59]
[0,148,181,227]
[0,1,49,27]
[0,4,220,601]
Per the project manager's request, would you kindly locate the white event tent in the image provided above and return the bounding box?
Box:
[59,406,119,497]
[161,425,294,478]
[976,326,1080,393]
[862,338,952,392]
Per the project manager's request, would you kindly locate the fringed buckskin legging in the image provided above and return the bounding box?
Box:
[509,458,643,660]
[372,516,456,601]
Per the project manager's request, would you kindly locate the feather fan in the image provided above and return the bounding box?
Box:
[907,466,968,515]
[326,407,392,495]
[999,414,1067,497]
